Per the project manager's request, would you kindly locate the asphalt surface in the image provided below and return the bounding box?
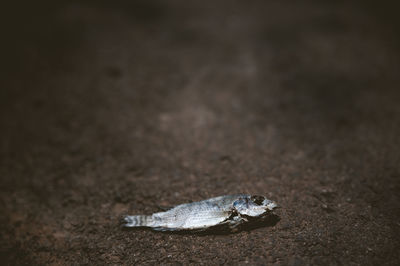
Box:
[1,0,400,264]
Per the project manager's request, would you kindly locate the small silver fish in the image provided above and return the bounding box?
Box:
[123,194,277,231]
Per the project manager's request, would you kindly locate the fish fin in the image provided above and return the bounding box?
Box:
[228,215,247,231]
[156,204,173,211]
[123,215,153,227]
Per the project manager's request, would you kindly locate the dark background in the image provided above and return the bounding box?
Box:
[1,0,400,264]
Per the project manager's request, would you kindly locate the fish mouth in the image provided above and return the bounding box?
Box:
[265,202,278,211]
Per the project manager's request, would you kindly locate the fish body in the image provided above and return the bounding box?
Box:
[124,194,277,231]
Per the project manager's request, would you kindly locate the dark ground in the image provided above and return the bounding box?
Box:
[1,0,400,265]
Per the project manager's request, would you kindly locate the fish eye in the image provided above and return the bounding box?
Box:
[251,195,265,205]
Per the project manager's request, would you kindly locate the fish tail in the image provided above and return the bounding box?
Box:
[124,215,154,227]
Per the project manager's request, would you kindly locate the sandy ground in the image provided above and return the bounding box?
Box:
[1,0,400,264]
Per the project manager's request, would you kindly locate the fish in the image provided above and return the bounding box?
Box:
[123,194,278,231]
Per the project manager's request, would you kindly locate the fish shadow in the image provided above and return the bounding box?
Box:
[121,214,280,236]
[195,214,281,236]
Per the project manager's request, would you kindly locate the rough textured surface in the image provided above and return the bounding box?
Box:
[1,0,400,265]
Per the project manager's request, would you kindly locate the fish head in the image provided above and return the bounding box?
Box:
[233,195,278,217]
